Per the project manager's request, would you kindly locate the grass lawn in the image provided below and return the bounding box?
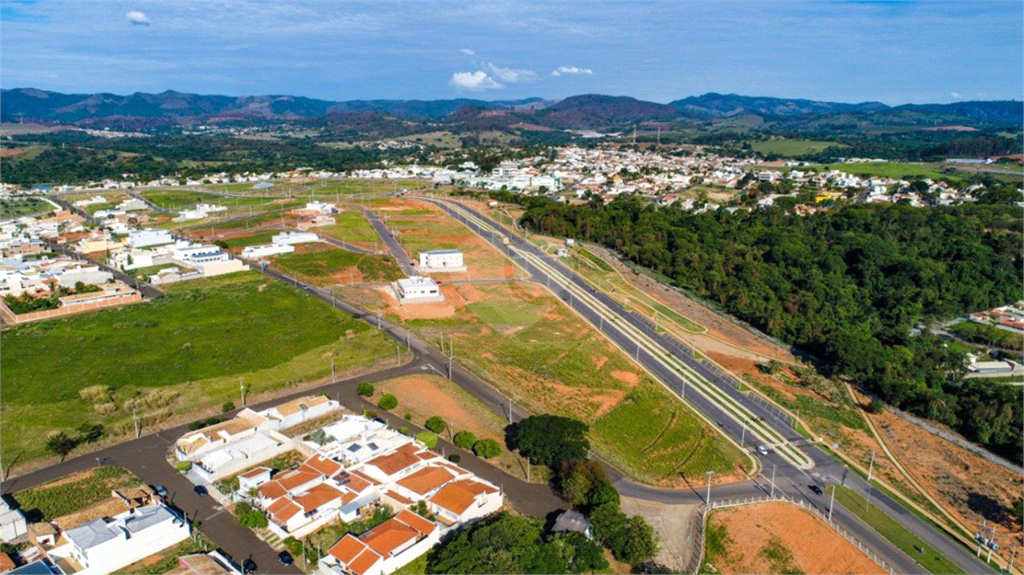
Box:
[317,210,385,248]
[364,281,747,484]
[834,486,966,575]
[219,230,280,249]
[817,162,967,183]
[948,321,1023,352]
[750,139,842,156]
[272,244,403,285]
[13,466,143,522]
[0,197,57,219]
[1,272,394,463]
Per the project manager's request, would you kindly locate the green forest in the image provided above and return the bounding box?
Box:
[510,194,1023,463]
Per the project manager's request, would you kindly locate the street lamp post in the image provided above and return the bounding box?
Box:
[705,471,714,505]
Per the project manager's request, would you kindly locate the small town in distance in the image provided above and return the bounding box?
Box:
[1,2,1022,575]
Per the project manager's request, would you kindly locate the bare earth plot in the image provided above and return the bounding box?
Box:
[703,502,885,575]
[338,279,749,487]
[372,374,543,483]
[620,496,702,573]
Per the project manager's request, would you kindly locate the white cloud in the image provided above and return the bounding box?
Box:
[460,48,475,56]
[450,71,503,90]
[483,63,538,83]
[950,91,963,100]
[551,66,593,77]
[126,10,151,26]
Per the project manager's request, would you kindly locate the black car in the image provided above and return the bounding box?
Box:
[194,485,208,497]
[278,551,294,566]
[242,559,258,574]
[809,484,824,496]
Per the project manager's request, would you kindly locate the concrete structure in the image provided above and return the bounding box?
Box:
[127,230,174,249]
[175,551,243,575]
[0,498,27,543]
[47,504,190,575]
[394,276,442,304]
[241,244,294,259]
[272,232,319,246]
[417,250,465,273]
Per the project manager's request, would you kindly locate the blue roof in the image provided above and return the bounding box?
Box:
[9,560,59,575]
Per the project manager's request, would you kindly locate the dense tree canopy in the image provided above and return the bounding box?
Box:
[513,196,1023,462]
[508,414,591,467]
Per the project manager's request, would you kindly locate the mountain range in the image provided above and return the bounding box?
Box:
[1,88,1020,130]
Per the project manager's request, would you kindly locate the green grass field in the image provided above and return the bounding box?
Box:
[13,466,142,522]
[317,211,382,247]
[220,230,279,249]
[272,245,402,285]
[1,272,394,463]
[818,162,966,182]
[0,197,57,220]
[390,281,746,483]
[750,139,842,156]
[833,486,966,575]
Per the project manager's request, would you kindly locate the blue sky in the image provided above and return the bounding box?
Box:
[2,1,1021,104]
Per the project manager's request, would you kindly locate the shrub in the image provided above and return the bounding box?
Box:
[378,394,398,410]
[234,501,268,528]
[76,423,104,444]
[361,408,378,420]
[46,432,77,462]
[404,413,412,421]
[867,398,885,414]
[425,416,447,434]
[79,385,113,404]
[453,430,477,450]
[448,454,461,463]
[222,401,236,413]
[415,431,438,449]
[175,461,193,472]
[357,382,374,397]
[473,438,501,459]
[399,426,411,436]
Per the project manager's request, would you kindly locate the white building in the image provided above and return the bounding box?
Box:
[127,229,174,249]
[0,497,27,542]
[417,250,465,273]
[241,244,295,259]
[305,202,339,215]
[319,510,440,575]
[272,232,319,245]
[395,276,442,304]
[47,504,190,575]
[73,196,107,208]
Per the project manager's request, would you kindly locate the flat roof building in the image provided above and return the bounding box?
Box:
[395,276,443,304]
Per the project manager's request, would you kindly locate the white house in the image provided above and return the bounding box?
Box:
[395,277,442,304]
[305,202,339,215]
[0,498,27,542]
[47,504,190,575]
[427,478,502,525]
[272,232,319,245]
[127,229,174,249]
[171,245,248,278]
[241,244,294,259]
[319,510,440,575]
[417,250,466,273]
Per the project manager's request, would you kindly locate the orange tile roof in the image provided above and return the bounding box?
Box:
[0,553,15,573]
[275,467,321,491]
[304,454,342,477]
[428,479,497,516]
[267,498,302,524]
[328,534,366,564]
[293,483,343,513]
[348,548,383,575]
[383,490,413,506]
[361,520,418,557]
[273,395,329,417]
[349,470,380,487]
[365,443,423,477]
[396,465,455,496]
[395,509,437,536]
[239,467,271,480]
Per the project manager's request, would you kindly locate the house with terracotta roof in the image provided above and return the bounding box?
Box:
[357,444,440,485]
[319,510,439,575]
[426,478,502,526]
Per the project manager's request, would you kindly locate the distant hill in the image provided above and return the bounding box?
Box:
[669,92,888,118]
[1,87,1019,131]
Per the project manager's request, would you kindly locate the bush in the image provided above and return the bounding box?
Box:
[378,393,398,410]
[361,408,378,419]
[867,398,885,414]
[473,438,501,459]
[175,461,193,472]
[425,416,447,434]
[357,382,374,397]
[234,501,268,529]
[448,454,461,463]
[222,401,236,413]
[453,430,477,450]
[415,431,438,449]
[404,412,412,421]
[46,432,77,462]
[399,426,411,436]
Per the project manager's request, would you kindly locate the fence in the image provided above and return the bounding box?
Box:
[688,494,894,575]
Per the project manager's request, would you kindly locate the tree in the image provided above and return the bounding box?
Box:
[472,438,501,459]
[1014,499,1023,526]
[46,432,77,462]
[509,414,590,467]
[425,416,447,434]
[552,532,609,573]
[76,423,104,444]
[222,401,235,413]
[427,513,564,574]
[415,431,438,449]
[357,382,374,397]
[619,516,659,565]
[234,501,269,528]
[453,430,477,450]
[377,393,398,410]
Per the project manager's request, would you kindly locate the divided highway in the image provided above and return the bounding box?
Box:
[421,196,997,575]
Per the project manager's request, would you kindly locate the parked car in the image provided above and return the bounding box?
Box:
[278,551,294,566]
[194,485,208,497]
[242,559,257,574]
[153,485,168,497]
[809,484,824,496]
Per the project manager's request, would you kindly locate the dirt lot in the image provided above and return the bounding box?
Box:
[620,496,701,572]
[866,395,1023,545]
[706,502,884,575]
[374,374,541,482]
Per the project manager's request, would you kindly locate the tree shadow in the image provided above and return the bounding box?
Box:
[967,492,1009,525]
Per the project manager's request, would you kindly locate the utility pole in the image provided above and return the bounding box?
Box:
[240,377,247,406]
[331,358,336,383]
[133,406,141,438]
[867,450,875,483]
[829,484,836,521]
[395,340,401,364]
[508,397,513,424]
[705,471,714,505]
[741,421,746,447]
[376,308,382,330]
[770,464,776,498]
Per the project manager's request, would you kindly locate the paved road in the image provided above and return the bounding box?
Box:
[47,195,103,226]
[357,206,416,275]
[423,197,997,575]
[44,241,164,299]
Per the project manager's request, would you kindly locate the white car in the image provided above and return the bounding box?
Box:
[756,445,769,456]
